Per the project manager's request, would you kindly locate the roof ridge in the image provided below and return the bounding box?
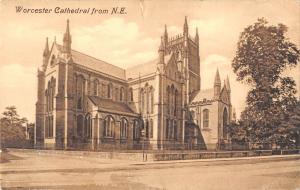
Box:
[56,43,125,71]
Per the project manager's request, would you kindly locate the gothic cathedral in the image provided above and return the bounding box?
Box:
[35,17,232,150]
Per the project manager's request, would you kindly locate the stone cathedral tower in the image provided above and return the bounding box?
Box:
[35,17,231,151]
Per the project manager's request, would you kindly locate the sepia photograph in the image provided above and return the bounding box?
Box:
[0,0,299,189]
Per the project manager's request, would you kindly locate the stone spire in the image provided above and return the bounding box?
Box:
[43,37,49,58]
[157,37,165,74]
[214,68,221,86]
[63,19,72,54]
[163,24,168,47]
[195,27,199,44]
[214,68,221,99]
[183,16,188,34]
[225,75,231,93]
[158,37,165,64]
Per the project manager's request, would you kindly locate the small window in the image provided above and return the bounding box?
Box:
[129,88,133,102]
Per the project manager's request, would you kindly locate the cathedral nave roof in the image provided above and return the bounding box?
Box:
[55,44,126,80]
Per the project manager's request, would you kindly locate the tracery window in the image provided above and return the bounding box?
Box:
[120,118,128,138]
[104,115,114,137]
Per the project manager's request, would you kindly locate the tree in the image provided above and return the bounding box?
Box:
[1,106,28,127]
[232,18,300,148]
[0,106,31,148]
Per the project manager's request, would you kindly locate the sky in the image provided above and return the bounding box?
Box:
[0,0,299,122]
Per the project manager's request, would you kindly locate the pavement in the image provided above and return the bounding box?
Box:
[1,150,300,189]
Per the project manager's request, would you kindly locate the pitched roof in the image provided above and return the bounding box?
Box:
[56,44,126,80]
[191,88,214,102]
[88,96,136,114]
[125,59,158,79]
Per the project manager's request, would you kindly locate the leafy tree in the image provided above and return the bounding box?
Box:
[0,106,31,148]
[232,18,300,148]
[0,106,28,127]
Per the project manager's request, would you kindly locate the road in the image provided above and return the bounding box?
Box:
[0,150,299,190]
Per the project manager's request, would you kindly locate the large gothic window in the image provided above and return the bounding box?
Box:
[104,115,114,137]
[203,109,209,128]
[120,118,128,139]
[46,78,56,112]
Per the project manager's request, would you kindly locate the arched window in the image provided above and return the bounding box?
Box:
[129,88,133,102]
[84,114,92,138]
[133,120,139,140]
[107,83,113,99]
[120,118,128,138]
[93,79,99,96]
[77,115,84,137]
[223,108,228,139]
[45,78,56,113]
[104,115,114,137]
[120,87,125,102]
[203,109,209,128]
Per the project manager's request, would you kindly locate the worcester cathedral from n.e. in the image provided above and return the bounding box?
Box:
[35,17,232,150]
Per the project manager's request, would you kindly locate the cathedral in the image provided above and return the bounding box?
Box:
[35,17,232,150]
